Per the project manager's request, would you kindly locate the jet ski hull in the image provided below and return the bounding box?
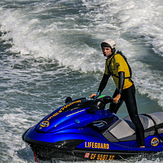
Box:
[23,127,163,161]
[22,96,163,161]
[23,138,161,161]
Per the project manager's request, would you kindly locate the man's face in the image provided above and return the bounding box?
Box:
[102,47,112,58]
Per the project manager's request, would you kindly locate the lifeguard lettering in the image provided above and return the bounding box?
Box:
[85,142,109,149]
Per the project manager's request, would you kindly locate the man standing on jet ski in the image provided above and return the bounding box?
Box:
[90,39,145,148]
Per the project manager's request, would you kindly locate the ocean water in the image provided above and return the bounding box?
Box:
[0,0,163,162]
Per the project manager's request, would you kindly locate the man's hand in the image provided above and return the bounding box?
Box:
[113,94,121,104]
[90,93,97,98]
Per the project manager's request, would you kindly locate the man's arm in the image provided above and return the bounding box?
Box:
[97,73,110,95]
[90,73,110,98]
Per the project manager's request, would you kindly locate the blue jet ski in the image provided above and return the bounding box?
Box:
[22,95,163,161]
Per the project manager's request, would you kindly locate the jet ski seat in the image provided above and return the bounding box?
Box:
[102,112,163,142]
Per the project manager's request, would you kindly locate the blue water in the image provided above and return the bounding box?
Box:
[0,0,163,162]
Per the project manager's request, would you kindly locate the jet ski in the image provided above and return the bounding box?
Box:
[22,95,163,161]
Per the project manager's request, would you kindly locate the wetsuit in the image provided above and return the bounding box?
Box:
[97,52,145,146]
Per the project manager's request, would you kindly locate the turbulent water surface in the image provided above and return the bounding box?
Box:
[0,0,163,162]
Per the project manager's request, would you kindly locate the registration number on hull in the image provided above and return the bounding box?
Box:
[84,153,115,160]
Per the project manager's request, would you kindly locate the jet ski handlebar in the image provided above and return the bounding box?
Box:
[65,95,113,113]
[93,95,113,104]
[86,95,113,113]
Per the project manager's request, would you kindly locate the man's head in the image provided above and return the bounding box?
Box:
[101,39,116,58]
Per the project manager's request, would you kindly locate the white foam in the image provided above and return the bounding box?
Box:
[81,0,163,55]
[0,0,163,108]
[0,5,105,73]
[0,0,163,67]
[132,61,163,108]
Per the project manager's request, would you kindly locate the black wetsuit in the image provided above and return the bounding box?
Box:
[110,84,145,146]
